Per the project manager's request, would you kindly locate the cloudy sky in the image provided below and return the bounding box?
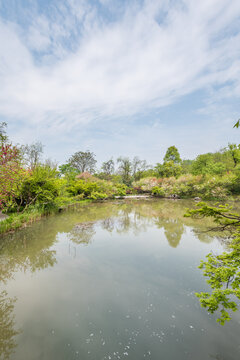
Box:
[0,0,239,166]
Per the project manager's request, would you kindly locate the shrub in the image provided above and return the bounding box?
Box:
[151,186,165,197]
[12,165,62,211]
[89,191,108,200]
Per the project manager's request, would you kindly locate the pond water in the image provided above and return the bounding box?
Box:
[0,199,240,360]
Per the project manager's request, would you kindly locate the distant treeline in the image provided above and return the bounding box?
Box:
[1,121,240,222]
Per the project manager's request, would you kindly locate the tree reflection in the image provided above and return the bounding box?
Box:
[101,218,115,233]
[67,222,96,245]
[65,200,219,248]
[163,219,184,248]
[0,225,57,284]
[0,291,21,360]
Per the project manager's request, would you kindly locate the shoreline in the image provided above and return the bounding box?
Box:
[1,195,239,236]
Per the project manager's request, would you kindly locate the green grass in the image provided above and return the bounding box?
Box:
[0,198,92,235]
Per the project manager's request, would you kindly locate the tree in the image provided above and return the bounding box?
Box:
[58,163,78,179]
[228,143,240,167]
[185,203,240,325]
[0,291,20,360]
[68,150,97,174]
[0,122,8,144]
[132,157,149,181]
[155,160,182,178]
[191,153,227,175]
[181,159,193,174]
[0,143,25,210]
[163,146,182,164]
[234,120,239,128]
[101,159,115,176]
[117,157,132,185]
[21,142,44,170]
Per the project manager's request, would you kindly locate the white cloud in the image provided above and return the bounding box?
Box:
[0,0,240,159]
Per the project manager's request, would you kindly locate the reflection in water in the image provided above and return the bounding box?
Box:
[101,218,115,233]
[0,229,57,284]
[67,222,96,245]
[63,200,219,248]
[163,219,185,248]
[0,291,20,360]
[0,200,223,285]
[0,199,239,360]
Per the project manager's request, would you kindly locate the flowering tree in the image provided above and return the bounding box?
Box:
[0,144,25,210]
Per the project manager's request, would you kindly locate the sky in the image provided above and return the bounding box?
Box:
[0,0,240,167]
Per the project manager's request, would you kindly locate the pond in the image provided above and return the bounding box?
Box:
[0,199,240,360]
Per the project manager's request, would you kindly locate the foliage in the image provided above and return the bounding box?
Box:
[0,122,8,144]
[155,160,182,178]
[132,157,149,181]
[68,150,97,173]
[234,120,240,128]
[114,183,127,196]
[134,174,239,199]
[89,191,108,200]
[0,291,20,360]
[181,159,193,174]
[58,163,78,179]
[117,157,132,185]
[12,165,62,212]
[21,142,44,170]
[151,186,165,197]
[101,159,115,176]
[163,146,182,164]
[185,202,240,324]
[0,144,26,210]
[192,154,225,175]
[228,143,240,167]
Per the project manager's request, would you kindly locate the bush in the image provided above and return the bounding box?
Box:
[151,186,165,197]
[12,165,62,211]
[89,191,108,200]
[134,173,239,200]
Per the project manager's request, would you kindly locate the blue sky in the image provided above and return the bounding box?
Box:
[0,0,239,167]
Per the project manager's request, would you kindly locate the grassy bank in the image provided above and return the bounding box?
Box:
[0,198,92,235]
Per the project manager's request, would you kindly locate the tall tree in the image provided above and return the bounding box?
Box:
[163,146,182,164]
[228,143,240,167]
[117,157,132,185]
[0,122,8,144]
[132,156,149,181]
[69,150,97,173]
[101,159,115,175]
[0,143,24,209]
[21,142,44,170]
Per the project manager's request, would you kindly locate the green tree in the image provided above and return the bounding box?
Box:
[117,157,132,185]
[0,122,8,144]
[155,160,182,178]
[101,159,115,176]
[234,119,239,128]
[59,163,78,179]
[186,203,240,325]
[132,157,149,181]
[68,150,97,174]
[181,159,193,174]
[21,142,44,170]
[163,146,182,164]
[228,143,240,167]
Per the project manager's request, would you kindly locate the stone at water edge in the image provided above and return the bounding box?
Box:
[0,211,8,222]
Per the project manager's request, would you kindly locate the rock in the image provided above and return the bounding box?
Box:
[0,211,8,222]
[194,197,201,201]
[169,194,180,199]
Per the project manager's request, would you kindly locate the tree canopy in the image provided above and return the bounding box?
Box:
[68,150,97,173]
[163,146,182,164]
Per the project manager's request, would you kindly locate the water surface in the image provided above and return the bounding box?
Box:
[0,199,240,360]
